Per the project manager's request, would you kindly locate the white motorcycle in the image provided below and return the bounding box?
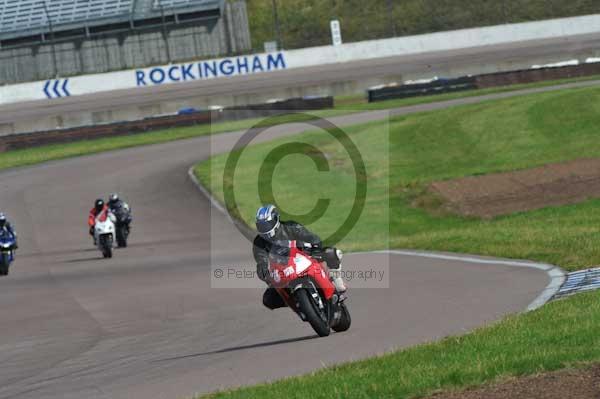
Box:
[94,210,116,258]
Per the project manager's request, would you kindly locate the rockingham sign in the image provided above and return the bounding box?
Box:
[0,52,289,106]
[134,53,287,86]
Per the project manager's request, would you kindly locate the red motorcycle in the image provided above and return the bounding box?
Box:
[267,240,351,337]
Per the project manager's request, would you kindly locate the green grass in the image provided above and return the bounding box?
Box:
[203,291,600,399]
[1,74,598,172]
[196,84,600,270]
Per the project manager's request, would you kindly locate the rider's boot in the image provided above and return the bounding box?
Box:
[329,269,347,293]
[324,248,347,293]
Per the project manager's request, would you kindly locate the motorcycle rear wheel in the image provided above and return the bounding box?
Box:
[295,289,330,337]
[116,226,128,248]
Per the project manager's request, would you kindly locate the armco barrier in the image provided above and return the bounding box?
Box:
[367,62,600,102]
[0,111,212,152]
[0,96,333,152]
[474,62,600,88]
[367,77,477,102]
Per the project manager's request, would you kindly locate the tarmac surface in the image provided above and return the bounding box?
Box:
[0,101,557,398]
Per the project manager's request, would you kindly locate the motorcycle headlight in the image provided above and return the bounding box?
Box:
[335,249,343,261]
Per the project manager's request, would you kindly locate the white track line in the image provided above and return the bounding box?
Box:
[188,170,567,312]
[188,166,228,216]
[369,250,566,311]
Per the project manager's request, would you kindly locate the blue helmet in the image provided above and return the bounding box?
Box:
[256,205,280,240]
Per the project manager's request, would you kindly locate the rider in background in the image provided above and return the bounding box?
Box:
[253,204,346,310]
[0,213,18,249]
[107,193,132,225]
[88,199,107,244]
[107,194,131,217]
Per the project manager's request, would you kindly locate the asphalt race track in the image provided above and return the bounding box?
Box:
[1,31,600,125]
[0,95,565,399]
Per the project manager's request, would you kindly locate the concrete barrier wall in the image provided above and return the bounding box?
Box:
[2,13,600,107]
[284,13,600,67]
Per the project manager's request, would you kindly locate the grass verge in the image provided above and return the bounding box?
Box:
[201,291,600,398]
[1,75,599,172]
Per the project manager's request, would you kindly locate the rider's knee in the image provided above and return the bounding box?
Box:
[263,289,285,310]
[262,290,276,309]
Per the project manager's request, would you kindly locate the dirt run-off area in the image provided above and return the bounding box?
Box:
[428,159,600,219]
[426,364,600,399]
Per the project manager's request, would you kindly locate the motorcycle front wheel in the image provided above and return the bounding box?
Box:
[100,236,113,259]
[295,289,330,337]
[103,247,113,259]
[0,252,9,275]
[332,302,351,332]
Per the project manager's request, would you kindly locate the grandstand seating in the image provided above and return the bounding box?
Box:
[0,0,133,34]
[0,0,223,42]
[152,0,221,11]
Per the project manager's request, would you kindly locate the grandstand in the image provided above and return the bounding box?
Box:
[0,0,251,84]
[0,0,224,46]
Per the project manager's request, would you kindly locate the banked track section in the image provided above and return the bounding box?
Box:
[3,30,600,127]
[0,95,566,399]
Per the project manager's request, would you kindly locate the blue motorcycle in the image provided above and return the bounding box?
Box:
[0,230,16,276]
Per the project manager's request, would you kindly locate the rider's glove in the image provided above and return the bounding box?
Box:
[301,242,313,250]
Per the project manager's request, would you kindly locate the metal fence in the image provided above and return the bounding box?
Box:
[254,0,600,51]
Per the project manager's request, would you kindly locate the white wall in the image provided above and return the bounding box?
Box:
[2,13,600,107]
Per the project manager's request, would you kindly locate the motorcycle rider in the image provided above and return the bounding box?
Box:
[88,199,107,244]
[107,193,132,226]
[253,204,346,310]
[0,213,18,249]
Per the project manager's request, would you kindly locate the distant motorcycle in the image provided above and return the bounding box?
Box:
[111,205,131,248]
[94,210,116,258]
[0,230,16,275]
[267,240,351,337]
